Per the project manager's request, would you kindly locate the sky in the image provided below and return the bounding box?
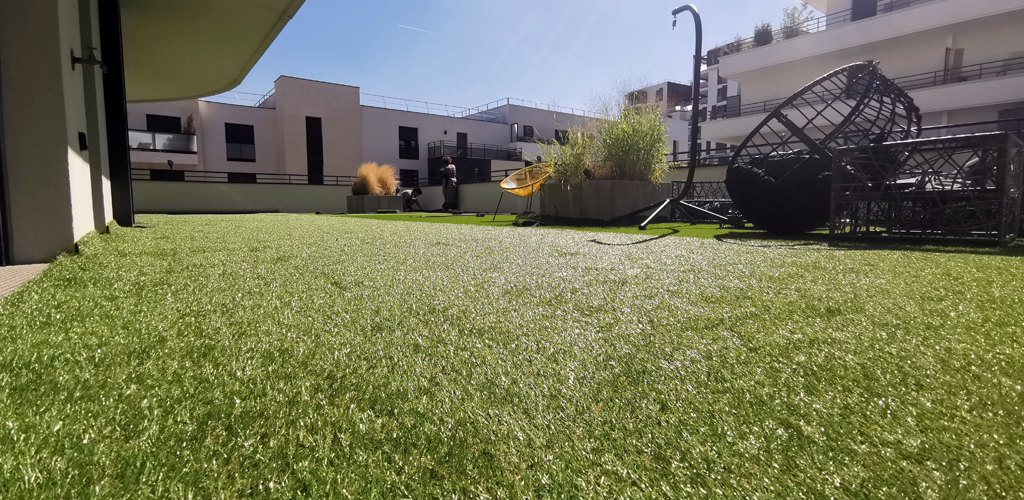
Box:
[227,0,812,111]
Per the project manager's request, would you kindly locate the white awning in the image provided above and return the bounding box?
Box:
[121,0,305,103]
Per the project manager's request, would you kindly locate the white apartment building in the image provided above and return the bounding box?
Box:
[127,77,596,189]
[702,0,1024,149]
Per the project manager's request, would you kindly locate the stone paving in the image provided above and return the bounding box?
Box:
[0,264,47,299]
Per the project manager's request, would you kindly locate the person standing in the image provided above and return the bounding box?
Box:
[441,156,458,212]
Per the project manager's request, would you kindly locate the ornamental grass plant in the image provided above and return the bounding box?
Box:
[351,162,399,195]
[596,105,669,182]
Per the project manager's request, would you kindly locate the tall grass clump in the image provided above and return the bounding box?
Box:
[351,163,399,195]
[597,105,669,182]
[537,125,597,184]
[375,164,399,195]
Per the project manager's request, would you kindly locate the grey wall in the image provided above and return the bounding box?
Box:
[133,181,353,214]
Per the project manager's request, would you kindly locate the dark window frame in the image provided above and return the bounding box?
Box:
[399,126,419,160]
[146,114,182,134]
[225,122,256,162]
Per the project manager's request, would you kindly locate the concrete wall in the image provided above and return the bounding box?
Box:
[458,181,530,214]
[274,76,362,178]
[665,166,728,183]
[133,181,352,214]
[0,0,112,264]
[198,100,278,173]
[360,106,509,181]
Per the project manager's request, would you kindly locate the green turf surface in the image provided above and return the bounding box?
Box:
[1,214,1022,497]
[342,212,746,240]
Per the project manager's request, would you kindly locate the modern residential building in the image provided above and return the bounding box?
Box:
[126,77,598,190]
[624,81,695,164]
[701,0,1024,148]
[0,0,306,266]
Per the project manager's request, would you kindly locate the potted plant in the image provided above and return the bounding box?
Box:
[753,22,774,47]
[537,107,671,222]
[347,163,403,213]
[781,4,815,40]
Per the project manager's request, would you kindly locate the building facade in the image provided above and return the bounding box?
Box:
[702,0,1024,148]
[127,77,596,188]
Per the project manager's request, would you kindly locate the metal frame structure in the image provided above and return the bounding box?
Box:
[831,132,1024,243]
[725,62,921,234]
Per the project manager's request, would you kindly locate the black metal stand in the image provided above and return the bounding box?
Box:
[640,5,703,231]
[492,191,504,222]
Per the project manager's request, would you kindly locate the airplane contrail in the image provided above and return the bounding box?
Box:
[398,24,447,37]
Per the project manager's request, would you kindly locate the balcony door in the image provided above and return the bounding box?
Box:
[457,132,468,158]
[851,0,877,22]
[306,117,324,185]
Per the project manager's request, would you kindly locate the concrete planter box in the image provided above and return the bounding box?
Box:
[538,180,670,222]
[347,195,403,214]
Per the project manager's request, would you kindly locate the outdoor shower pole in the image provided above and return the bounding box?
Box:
[672,4,702,202]
[635,5,704,230]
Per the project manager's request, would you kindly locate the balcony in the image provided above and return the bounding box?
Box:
[708,55,1024,124]
[427,141,523,161]
[129,130,197,154]
[702,55,1024,144]
[716,0,1024,80]
[708,0,936,63]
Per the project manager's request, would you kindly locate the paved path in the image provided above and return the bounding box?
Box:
[0,264,47,299]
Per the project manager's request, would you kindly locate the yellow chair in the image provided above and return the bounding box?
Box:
[493,164,552,221]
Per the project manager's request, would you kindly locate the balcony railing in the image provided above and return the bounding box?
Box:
[131,168,352,186]
[427,141,523,161]
[129,130,197,154]
[707,0,937,63]
[708,56,1024,123]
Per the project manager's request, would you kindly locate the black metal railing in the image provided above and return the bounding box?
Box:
[895,56,1024,91]
[128,130,197,154]
[131,168,352,186]
[709,56,1024,123]
[427,141,523,161]
[708,0,936,62]
[667,146,734,166]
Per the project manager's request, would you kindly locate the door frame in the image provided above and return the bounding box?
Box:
[0,40,10,267]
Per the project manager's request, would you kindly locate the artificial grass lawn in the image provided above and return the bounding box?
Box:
[1,214,1022,498]
[343,212,743,240]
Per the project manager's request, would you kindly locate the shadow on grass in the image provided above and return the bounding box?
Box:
[714,231,1024,257]
[588,229,681,246]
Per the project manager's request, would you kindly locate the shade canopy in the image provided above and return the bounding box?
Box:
[121,0,305,102]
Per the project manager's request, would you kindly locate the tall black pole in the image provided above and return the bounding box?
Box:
[98,0,134,227]
[672,5,702,201]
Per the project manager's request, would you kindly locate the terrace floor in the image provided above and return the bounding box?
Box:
[0,263,47,299]
[0,214,1021,497]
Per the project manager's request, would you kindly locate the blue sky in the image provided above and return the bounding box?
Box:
[231,0,811,110]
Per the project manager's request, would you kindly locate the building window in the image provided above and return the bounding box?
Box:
[717,86,728,102]
[655,88,664,102]
[399,126,419,160]
[555,129,570,145]
[225,123,256,162]
[627,90,648,106]
[718,74,727,85]
[147,114,181,134]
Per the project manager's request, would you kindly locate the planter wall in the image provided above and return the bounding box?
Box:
[347,195,403,214]
[538,180,671,222]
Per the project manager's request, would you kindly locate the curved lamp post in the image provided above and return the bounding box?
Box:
[634,5,708,230]
[672,5,702,202]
